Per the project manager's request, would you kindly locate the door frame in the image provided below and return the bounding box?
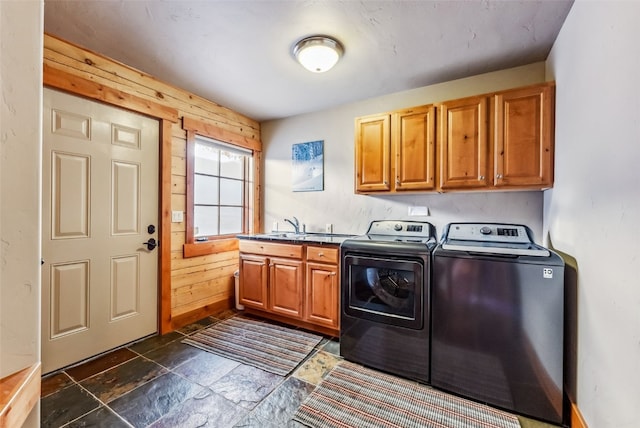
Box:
[43,64,179,334]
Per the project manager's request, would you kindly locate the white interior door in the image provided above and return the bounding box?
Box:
[42,88,159,373]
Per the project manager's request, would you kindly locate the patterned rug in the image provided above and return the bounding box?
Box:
[182,316,323,376]
[294,361,521,428]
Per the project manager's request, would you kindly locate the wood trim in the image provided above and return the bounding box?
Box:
[0,362,41,428]
[253,150,263,233]
[571,402,588,428]
[43,63,179,123]
[185,130,196,245]
[159,119,173,334]
[182,116,262,152]
[44,64,175,335]
[183,238,240,258]
[170,298,234,331]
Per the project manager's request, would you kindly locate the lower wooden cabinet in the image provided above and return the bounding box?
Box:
[305,245,339,329]
[238,240,340,335]
[269,257,304,319]
[238,254,268,309]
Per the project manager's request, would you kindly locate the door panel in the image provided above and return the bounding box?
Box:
[42,88,159,373]
[50,261,89,338]
[51,152,90,239]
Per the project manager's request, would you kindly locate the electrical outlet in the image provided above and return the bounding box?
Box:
[408,206,429,216]
[325,223,333,234]
[272,221,278,232]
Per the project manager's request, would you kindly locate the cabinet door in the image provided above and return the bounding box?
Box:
[493,84,554,187]
[355,114,391,192]
[239,254,268,309]
[438,95,490,190]
[393,105,436,191]
[306,262,339,329]
[269,257,304,319]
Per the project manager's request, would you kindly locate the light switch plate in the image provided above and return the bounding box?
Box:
[171,211,184,223]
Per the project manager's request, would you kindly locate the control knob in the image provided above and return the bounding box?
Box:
[394,223,403,231]
[480,226,492,235]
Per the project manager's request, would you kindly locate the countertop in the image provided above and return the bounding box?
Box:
[237,232,357,245]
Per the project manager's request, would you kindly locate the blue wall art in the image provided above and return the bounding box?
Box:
[292,140,324,192]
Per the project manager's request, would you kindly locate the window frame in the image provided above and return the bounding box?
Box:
[182,117,261,258]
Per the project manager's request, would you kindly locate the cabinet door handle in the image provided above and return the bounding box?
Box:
[496,174,503,179]
[318,252,324,257]
[330,272,337,276]
[479,175,485,180]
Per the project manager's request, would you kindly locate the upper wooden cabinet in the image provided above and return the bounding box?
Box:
[355,82,555,194]
[394,105,437,191]
[492,83,554,188]
[355,114,391,192]
[438,95,490,190]
[355,105,436,193]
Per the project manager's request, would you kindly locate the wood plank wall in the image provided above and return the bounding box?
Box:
[43,33,262,332]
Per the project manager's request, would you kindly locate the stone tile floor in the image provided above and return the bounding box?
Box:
[41,310,559,428]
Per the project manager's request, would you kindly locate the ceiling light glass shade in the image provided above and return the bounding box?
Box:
[293,36,344,73]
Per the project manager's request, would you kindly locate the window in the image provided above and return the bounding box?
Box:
[185,133,256,253]
[191,135,253,240]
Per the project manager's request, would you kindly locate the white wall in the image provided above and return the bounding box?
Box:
[262,63,549,241]
[544,2,640,427]
[0,0,43,381]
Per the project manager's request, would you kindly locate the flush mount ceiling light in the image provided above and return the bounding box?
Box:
[293,36,344,73]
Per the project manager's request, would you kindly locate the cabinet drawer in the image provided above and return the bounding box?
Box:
[239,240,303,258]
[306,246,339,264]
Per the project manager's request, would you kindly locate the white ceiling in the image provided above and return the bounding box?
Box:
[44,0,573,122]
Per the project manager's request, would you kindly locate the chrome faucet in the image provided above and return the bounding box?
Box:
[284,216,300,234]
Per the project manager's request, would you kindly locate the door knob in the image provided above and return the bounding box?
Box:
[143,238,158,251]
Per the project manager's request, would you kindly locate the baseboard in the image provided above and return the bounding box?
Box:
[169,298,234,331]
[571,402,588,428]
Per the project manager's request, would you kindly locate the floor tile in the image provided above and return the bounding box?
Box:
[109,371,204,427]
[128,331,185,355]
[209,364,283,410]
[40,384,100,428]
[79,356,167,403]
[232,413,281,428]
[320,338,340,356]
[41,372,74,398]
[144,339,204,370]
[65,405,131,428]
[173,349,240,387]
[66,347,138,382]
[149,389,247,428]
[246,376,315,426]
[518,415,559,428]
[292,350,341,385]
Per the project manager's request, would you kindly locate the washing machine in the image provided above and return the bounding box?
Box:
[431,223,565,425]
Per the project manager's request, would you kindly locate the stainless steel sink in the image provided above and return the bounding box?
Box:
[253,232,306,239]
